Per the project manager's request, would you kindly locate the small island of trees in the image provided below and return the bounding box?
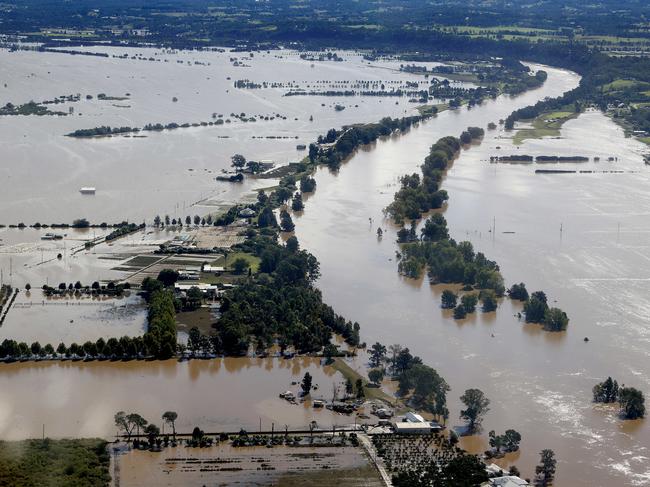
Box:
[593,377,645,420]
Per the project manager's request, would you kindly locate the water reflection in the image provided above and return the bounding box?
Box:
[0,357,352,440]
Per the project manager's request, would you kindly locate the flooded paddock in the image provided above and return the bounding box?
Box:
[115,443,382,487]
[1,43,648,486]
[0,357,365,441]
[0,46,452,224]
[0,289,146,343]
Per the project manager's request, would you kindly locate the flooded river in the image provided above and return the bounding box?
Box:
[1,46,647,486]
[295,66,650,485]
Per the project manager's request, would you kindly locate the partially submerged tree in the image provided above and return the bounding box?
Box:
[593,377,619,403]
[535,449,557,487]
[162,411,178,440]
[460,388,490,434]
[301,372,312,395]
[441,290,457,309]
[618,387,645,419]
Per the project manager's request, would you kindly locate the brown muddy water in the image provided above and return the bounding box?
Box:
[1,289,146,344]
[0,357,366,441]
[0,46,452,224]
[294,68,650,484]
[1,47,645,485]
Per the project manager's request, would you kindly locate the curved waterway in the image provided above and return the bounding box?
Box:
[0,62,647,486]
[295,64,650,486]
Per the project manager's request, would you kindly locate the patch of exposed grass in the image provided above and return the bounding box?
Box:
[225,251,261,273]
[0,438,110,487]
[512,110,580,145]
[329,358,396,405]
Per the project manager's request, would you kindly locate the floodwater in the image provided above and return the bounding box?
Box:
[116,443,381,487]
[0,289,146,343]
[294,66,650,485]
[1,45,647,486]
[0,46,448,224]
[0,357,357,441]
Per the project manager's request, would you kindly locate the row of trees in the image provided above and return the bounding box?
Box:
[386,135,462,223]
[153,214,214,227]
[141,281,178,359]
[0,335,155,361]
[593,377,645,420]
[310,115,429,169]
[41,280,130,297]
[441,289,485,319]
[114,410,178,444]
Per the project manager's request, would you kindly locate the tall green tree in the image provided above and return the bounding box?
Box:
[535,449,557,486]
[460,388,490,433]
[162,411,178,440]
[301,372,312,395]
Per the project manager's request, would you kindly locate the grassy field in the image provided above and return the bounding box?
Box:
[603,79,648,92]
[176,307,215,335]
[330,358,397,406]
[0,438,110,487]
[225,251,261,273]
[417,103,448,116]
[512,110,579,145]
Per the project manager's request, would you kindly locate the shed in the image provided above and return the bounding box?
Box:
[393,421,442,434]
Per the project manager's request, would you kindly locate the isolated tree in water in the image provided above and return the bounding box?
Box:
[618,387,645,419]
[441,290,457,309]
[592,377,619,403]
[460,388,490,433]
[523,291,548,322]
[301,372,312,395]
[162,411,178,440]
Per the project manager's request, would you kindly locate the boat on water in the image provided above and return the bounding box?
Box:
[79,187,96,194]
[41,233,63,240]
